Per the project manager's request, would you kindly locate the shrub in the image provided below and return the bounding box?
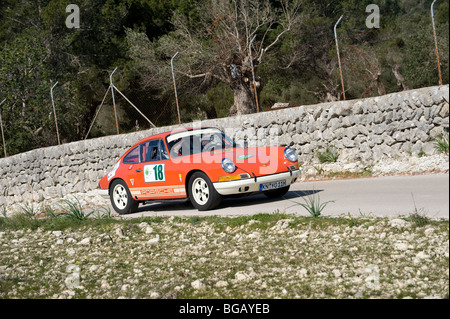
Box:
[58,197,94,221]
[317,146,339,163]
[287,191,334,218]
[434,131,449,154]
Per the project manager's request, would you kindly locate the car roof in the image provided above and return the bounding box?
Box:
[135,127,216,145]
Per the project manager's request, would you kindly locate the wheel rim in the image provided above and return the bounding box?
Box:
[113,184,128,210]
[192,177,209,206]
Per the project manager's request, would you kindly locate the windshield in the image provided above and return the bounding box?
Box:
[166,128,236,157]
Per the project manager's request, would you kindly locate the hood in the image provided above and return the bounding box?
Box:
[190,146,294,176]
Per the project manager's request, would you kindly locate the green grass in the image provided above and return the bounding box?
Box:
[58,197,94,220]
[0,212,119,232]
[434,131,449,154]
[405,212,431,227]
[0,209,373,233]
[19,203,40,218]
[316,146,339,163]
[286,191,335,218]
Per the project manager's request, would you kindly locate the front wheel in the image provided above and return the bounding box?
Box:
[110,179,139,215]
[188,172,222,211]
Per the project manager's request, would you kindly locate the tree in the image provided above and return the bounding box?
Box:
[126,0,304,116]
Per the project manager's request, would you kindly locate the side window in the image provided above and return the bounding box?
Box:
[141,139,169,162]
[159,140,170,160]
[123,146,140,164]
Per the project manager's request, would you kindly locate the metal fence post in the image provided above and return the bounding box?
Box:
[50,82,61,145]
[110,67,120,134]
[431,0,443,85]
[0,98,6,158]
[334,15,346,100]
[171,52,181,124]
[249,35,260,113]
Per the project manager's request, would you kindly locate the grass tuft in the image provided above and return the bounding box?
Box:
[317,146,339,163]
[58,197,94,221]
[434,131,449,154]
[287,191,334,218]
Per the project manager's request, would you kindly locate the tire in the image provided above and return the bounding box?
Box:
[263,186,290,198]
[188,172,222,211]
[110,179,139,215]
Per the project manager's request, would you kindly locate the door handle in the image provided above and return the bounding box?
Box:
[135,169,143,173]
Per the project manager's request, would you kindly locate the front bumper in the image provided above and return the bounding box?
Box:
[213,169,301,196]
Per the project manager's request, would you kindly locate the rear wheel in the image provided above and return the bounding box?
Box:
[110,179,139,215]
[264,186,290,198]
[188,172,222,211]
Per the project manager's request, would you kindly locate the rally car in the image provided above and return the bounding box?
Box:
[98,127,301,214]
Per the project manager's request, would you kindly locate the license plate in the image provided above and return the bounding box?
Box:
[260,180,286,191]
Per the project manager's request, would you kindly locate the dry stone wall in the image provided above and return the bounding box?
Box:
[0,85,448,207]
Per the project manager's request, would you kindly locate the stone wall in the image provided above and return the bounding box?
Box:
[0,85,448,208]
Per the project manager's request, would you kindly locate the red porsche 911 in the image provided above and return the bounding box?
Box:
[98,127,301,214]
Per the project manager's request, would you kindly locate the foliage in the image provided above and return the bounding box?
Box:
[287,191,334,218]
[58,197,94,221]
[434,130,449,154]
[125,0,305,116]
[19,203,40,218]
[406,212,431,228]
[317,146,339,163]
[0,0,448,156]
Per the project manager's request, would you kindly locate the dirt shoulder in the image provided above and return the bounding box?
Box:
[0,214,448,299]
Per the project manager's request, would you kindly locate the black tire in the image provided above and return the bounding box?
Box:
[188,172,222,211]
[263,186,290,198]
[110,179,139,215]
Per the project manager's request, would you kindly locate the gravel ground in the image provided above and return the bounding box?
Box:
[0,214,448,299]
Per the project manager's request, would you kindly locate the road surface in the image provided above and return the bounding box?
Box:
[119,174,449,219]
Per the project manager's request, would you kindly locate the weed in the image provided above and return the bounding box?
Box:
[93,207,113,220]
[58,197,94,221]
[287,191,334,218]
[314,165,324,175]
[434,130,449,154]
[19,203,39,218]
[189,216,203,225]
[406,212,431,227]
[317,146,339,163]
[40,205,59,218]
[358,210,376,219]
[405,193,431,227]
[418,148,426,158]
[0,205,6,218]
[347,214,360,227]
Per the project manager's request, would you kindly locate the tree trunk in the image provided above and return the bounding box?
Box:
[392,64,409,91]
[228,83,257,116]
[227,55,259,116]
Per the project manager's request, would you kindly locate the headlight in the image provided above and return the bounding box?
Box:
[221,158,236,173]
[284,147,298,162]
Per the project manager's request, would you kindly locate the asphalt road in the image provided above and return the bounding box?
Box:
[121,174,449,219]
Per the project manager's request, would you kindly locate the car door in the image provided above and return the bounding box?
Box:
[131,139,186,200]
[120,144,143,199]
